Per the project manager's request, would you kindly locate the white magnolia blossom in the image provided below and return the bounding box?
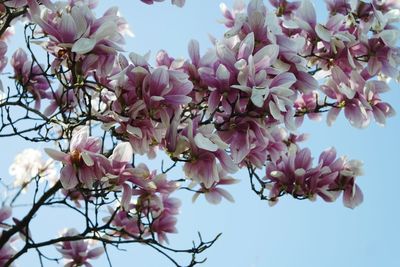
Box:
[9,149,57,191]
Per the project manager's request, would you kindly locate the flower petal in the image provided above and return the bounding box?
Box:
[60,166,78,190]
[194,133,218,152]
[72,38,97,54]
[44,148,68,162]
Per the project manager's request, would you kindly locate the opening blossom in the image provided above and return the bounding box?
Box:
[45,127,106,189]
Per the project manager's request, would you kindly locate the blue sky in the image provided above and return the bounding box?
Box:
[1,0,400,266]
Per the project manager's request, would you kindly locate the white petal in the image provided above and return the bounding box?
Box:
[377,29,399,47]
[251,87,268,107]
[44,148,68,162]
[71,38,96,54]
[209,135,229,150]
[127,125,142,138]
[194,133,218,152]
[81,152,94,166]
[110,142,133,162]
[338,82,356,99]
[216,64,230,81]
[315,24,331,42]
[94,21,117,41]
[269,101,284,121]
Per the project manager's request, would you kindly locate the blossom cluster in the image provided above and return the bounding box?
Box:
[46,127,181,244]
[265,146,363,208]
[0,0,399,265]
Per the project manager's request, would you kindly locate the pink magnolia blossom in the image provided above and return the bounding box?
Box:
[180,118,238,189]
[107,208,144,238]
[0,241,16,267]
[217,117,270,166]
[322,67,370,128]
[27,0,131,77]
[324,0,351,16]
[192,165,239,204]
[11,48,51,109]
[294,91,322,126]
[364,81,396,126]
[106,162,181,244]
[45,127,107,189]
[56,228,104,267]
[150,196,181,244]
[142,67,193,125]
[264,145,363,208]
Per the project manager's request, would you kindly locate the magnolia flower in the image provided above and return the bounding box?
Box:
[0,242,16,267]
[294,92,322,126]
[45,127,106,189]
[322,67,370,128]
[181,119,238,188]
[27,0,131,76]
[192,165,239,204]
[108,209,144,238]
[264,145,364,208]
[56,228,104,267]
[11,49,51,109]
[142,67,193,125]
[9,149,57,191]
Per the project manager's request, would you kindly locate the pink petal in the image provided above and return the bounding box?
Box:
[59,13,77,42]
[216,188,235,202]
[60,166,79,190]
[205,190,222,204]
[87,247,104,259]
[188,39,200,65]
[150,68,169,96]
[121,183,132,210]
[343,184,363,209]
[327,107,340,126]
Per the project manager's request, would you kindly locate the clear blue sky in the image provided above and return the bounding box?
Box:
[1,1,400,266]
